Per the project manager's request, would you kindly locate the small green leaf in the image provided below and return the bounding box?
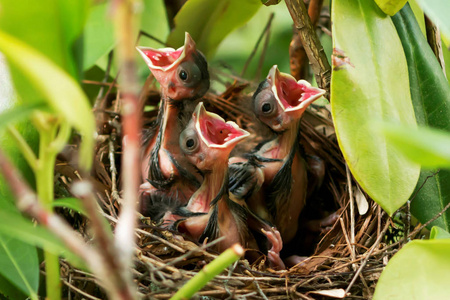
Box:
[373,239,450,299]
[331,0,420,215]
[374,0,407,15]
[380,124,450,168]
[0,234,38,298]
[415,0,450,38]
[166,0,261,58]
[0,30,95,171]
[83,3,115,71]
[430,226,450,239]
[392,4,450,232]
[0,210,84,268]
[0,103,47,132]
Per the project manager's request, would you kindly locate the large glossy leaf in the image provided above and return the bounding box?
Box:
[166,0,261,57]
[374,0,407,16]
[0,234,38,298]
[0,30,95,171]
[330,0,419,215]
[380,124,450,168]
[392,4,450,231]
[373,239,450,299]
[415,0,450,38]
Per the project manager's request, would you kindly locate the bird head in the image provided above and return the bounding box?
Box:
[180,102,249,171]
[253,65,325,132]
[136,32,210,100]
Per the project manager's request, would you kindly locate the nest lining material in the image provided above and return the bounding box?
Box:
[54,73,402,300]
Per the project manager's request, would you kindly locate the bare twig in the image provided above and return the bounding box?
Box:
[241,13,274,78]
[345,220,390,294]
[346,164,356,265]
[285,0,331,96]
[111,0,142,296]
[425,15,446,77]
[289,0,324,80]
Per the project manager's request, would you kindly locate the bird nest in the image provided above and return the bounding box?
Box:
[54,70,407,300]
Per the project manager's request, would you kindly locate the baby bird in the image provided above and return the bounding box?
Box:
[137,33,210,209]
[174,102,284,267]
[231,65,326,249]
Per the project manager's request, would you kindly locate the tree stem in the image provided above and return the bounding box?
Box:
[285,0,331,96]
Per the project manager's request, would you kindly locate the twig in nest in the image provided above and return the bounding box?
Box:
[62,279,101,300]
[345,220,390,294]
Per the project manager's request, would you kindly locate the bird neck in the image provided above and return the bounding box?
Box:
[272,119,301,160]
[187,161,228,213]
[160,99,182,154]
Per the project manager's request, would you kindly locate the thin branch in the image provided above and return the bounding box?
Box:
[345,220,390,294]
[425,15,446,77]
[111,0,142,297]
[285,0,331,96]
[241,13,274,78]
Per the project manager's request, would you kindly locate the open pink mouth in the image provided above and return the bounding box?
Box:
[141,49,183,68]
[269,66,325,112]
[194,103,249,148]
[136,32,194,71]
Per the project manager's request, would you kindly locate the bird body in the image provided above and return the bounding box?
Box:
[136,33,209,210]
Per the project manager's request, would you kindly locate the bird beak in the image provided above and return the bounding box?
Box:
[268,65,325,118]
[194,102,250,151]
[136,32,196,72]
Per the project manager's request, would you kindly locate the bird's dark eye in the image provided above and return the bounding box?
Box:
[177,61,202,88]
[253,88,277,118]
[179,70,188,81]
[262,103,272,113]
[180,128,199,154]
[186,138,195,149]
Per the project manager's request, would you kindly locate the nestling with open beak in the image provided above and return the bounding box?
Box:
[173,103,284,268]
[136,33,210,210]
[231,66,326,260]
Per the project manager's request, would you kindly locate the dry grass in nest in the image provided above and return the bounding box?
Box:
[53,73,414,300]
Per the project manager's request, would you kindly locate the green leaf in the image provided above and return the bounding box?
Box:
[0,0,89,79]
[0,30,95,171]
[392,5,450,232]
[373,239,450,299]
[53,198,87,215]
[415,0,450,38]
[330,0,420,215]
[166,0,261,58]
[0,234,38,298]
[83,3,115,71]
[0,272,28,300]
[380,124,450,168]
[374,0,407,15]
[0,210,85,269]
[430,226,450,239]
[0,103,47,131]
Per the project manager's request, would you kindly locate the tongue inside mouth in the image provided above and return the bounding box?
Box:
[195,103,249,148]
[141,48,184,68]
